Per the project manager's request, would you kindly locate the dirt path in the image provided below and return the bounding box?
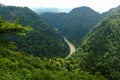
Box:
[64,37,76,59]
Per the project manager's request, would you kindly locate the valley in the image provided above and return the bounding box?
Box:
[41,6,103,47]
[0,6,69,58]
[0,3,120,80]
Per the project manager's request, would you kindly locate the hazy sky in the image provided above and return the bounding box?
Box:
[0,0,120,13]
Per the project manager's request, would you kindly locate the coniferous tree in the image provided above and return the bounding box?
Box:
[0,16,31,53]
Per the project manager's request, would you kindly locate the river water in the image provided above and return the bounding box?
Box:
[63,37,76,59]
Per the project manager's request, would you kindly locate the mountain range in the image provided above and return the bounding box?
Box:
[73,13,120,80]
[0,6,69,58]
[39,6,120,79]
[1,4,120,79]
[40,6,103,47]
[34,7,71,14]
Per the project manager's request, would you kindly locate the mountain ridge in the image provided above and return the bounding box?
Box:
[0,6,69,58]
[72,14,120,79]
[41,6,103,47]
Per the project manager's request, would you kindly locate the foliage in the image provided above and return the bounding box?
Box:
[41,6,102,47]
[0,16,107,80]
[0,6,69,58]
[0,52,107,80]
[0,16,31,53]
[1,5,120,80]
[41,12,67,30]
[102,6,120,18]
[72,14,120,79]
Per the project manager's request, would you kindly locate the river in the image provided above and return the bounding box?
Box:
[63,37,76,59]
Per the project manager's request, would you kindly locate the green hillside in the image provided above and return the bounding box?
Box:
[72,14,120,79]
[0,18,106,80]
[41,12,67,29]
[41,6,102,47]
[102,6,120,17]
[0,6,69,58]
[1,4,120,80]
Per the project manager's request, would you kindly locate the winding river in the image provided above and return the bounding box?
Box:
[64,37,76,59]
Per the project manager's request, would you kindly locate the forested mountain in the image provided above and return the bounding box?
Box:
[0,6,69,58]
[102,6,120,17]
[72,14,120,79]
[41,12,67,29]
[1,4,120,80]
[41,6,102,47]
[0,17,107,80]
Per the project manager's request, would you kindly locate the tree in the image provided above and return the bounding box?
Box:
[0,16,32,53]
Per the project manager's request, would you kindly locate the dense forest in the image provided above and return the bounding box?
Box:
[1,4,120,80]
[102,6,120,17]
[0,6,69,58]
[0,16,106,80]
[72,14,120,79]
[41,6,103,47]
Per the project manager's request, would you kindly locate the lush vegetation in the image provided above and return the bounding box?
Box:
[0,16,31,53]
[41,12,67,30]
[41,6,102,47]
[72,14,120,80]
[0,6,69,58]
[0,17,107,80]
[102,6,120,17]
[0,53,107,80]
[1,5,120,80]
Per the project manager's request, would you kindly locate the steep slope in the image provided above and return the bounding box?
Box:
[73,14,120,79]
[0,19,107,80]
[0,6,69,58]
[41,6,102,47]
[102,6,120,17]
[41,12,67,29]
[62,7,102,47]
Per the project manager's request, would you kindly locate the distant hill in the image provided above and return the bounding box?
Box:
[0,6,69,58]
[72,14,120,79]
[41,12,67,29]
[41,6,102,47]
[34,7,71,14]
